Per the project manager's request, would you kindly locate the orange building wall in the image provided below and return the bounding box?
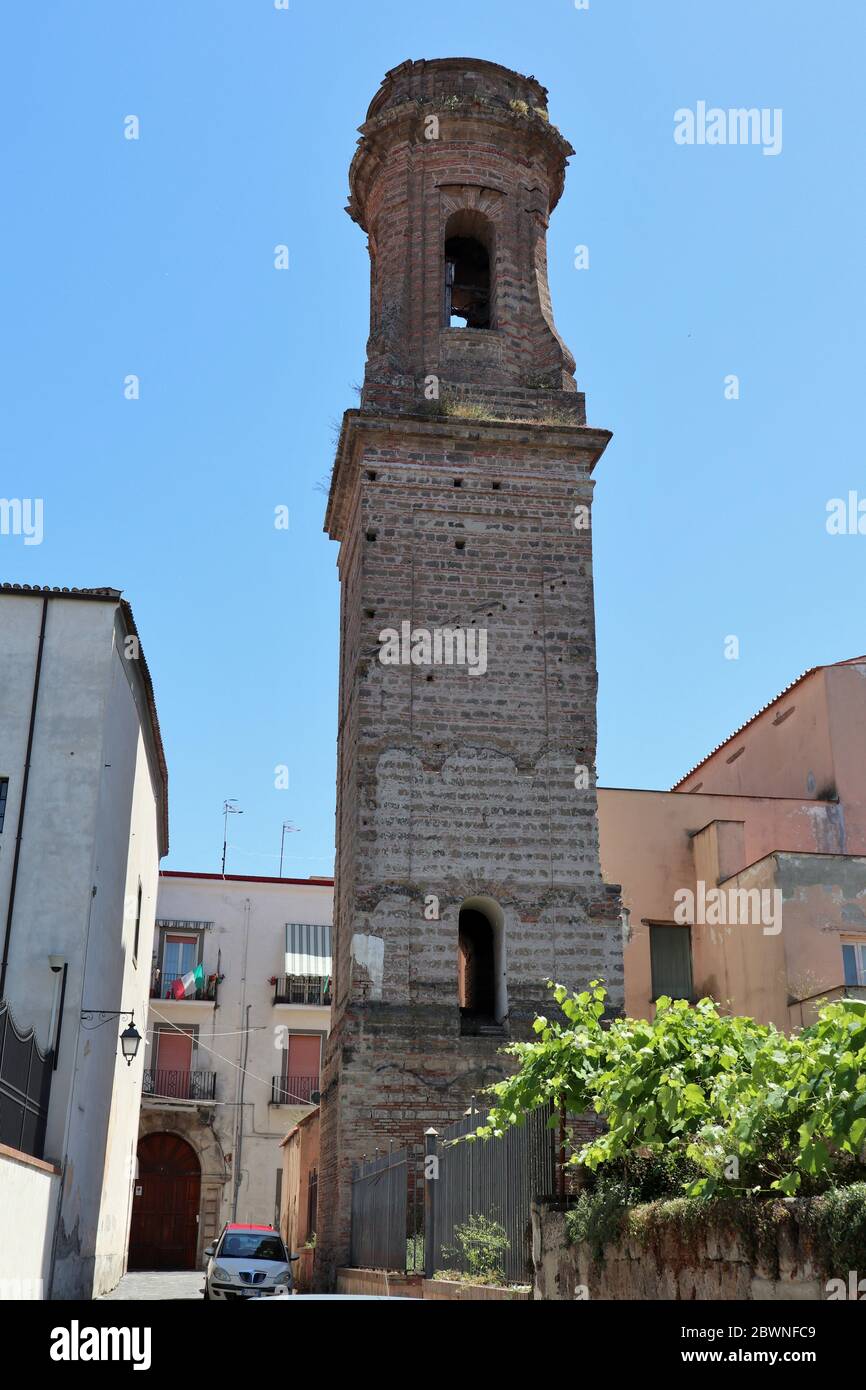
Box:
[826,662,866,849]
[598,786,845,1018]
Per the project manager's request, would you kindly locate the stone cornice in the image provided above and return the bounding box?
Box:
[347,97,574,230]
[324,409,612,541]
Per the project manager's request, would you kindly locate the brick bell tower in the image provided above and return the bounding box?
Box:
[317,57,623,1283]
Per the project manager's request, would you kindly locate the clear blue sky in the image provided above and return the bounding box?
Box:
[2,2,864,876]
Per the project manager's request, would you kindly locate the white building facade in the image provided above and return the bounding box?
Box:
[134,871,333,1270]
[0,584,168,1299]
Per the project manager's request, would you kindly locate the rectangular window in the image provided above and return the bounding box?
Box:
[842,941,866,987]
[152,1026,199,1097]
[133,882,142,967]
[162,934,198,995]
[650,924,693,1002]
[0,778,8,833]
[281,1033,322,1104]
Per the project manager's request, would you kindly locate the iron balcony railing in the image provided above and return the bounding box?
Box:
[271,1074,319,1105]
[150,969,218,1002]
[142,1068,217,1102]
[272,975,330,1007]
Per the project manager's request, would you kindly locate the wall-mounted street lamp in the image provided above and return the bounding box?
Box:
[80,1009,142,1066]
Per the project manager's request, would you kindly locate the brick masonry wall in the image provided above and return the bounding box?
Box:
[317,60,623,1288]
[347,58,580,414]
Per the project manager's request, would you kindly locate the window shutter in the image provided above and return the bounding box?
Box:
[650,925,693,1001]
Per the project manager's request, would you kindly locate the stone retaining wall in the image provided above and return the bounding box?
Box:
[531,1197,832,1301]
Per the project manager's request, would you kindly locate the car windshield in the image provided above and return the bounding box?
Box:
[219,1232,287,1261]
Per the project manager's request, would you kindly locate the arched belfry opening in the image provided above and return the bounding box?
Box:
[444,210,493,329]
[458,896,506,1034]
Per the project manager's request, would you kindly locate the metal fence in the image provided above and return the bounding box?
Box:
[346,1103,555,1281]
[430,1103,554,1284]
[0,1000,52,1159]
[349,1146,420,1271]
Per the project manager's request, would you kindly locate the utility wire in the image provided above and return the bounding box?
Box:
[148,1006,315,1107]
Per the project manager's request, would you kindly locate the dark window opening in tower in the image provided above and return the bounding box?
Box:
[458,906,496,1029]
[445,236,491,329]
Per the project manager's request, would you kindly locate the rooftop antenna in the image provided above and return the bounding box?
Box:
[279,820,300,877]
[221,799,243,876]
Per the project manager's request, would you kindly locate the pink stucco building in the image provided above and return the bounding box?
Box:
[598,657,866,1028]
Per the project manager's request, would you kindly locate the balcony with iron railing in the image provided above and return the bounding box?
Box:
[270,1074,319,1106]
[150,968,220,1004]
[272,974,330,1007]
[142,1068,217,1103]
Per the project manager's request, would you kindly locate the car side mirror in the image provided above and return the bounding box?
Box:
[204,1245,215,1258]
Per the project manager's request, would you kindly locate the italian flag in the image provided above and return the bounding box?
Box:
[171,964,204,999]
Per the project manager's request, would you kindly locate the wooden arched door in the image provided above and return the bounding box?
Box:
[129,1133,201,1270]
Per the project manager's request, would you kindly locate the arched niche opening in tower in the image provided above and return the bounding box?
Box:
[458,895,507,1035]
[444,210,494,329]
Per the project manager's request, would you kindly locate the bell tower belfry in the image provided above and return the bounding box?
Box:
[317,58,623,1284]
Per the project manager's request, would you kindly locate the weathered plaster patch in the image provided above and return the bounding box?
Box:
[351,933,384,999]
[777,853,866,897]
[799,802,846,855]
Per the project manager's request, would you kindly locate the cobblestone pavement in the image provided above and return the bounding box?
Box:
[98,1271,205,1301]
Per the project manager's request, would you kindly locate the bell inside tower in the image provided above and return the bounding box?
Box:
[443,210,492,329]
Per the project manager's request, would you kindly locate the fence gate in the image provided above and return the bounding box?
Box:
[431,1104,554,1284]
[0,1000,52,1160]
[349,1146,424,1271]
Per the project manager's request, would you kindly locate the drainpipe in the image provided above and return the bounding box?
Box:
[232,1003,251,1222]
[231,899,251,1221]
[47,883,99,1299]
[0,596,48,1000]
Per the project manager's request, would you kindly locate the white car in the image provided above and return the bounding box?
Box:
[203,1223,298,1300]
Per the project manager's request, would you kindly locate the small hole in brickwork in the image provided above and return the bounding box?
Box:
[491,481,501,491]
[426,674,434,682]
[453,478,463,488]
[366,530,377,542]
[455,539,466,551]
[364,608,375,619]
[366,470,378,482]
